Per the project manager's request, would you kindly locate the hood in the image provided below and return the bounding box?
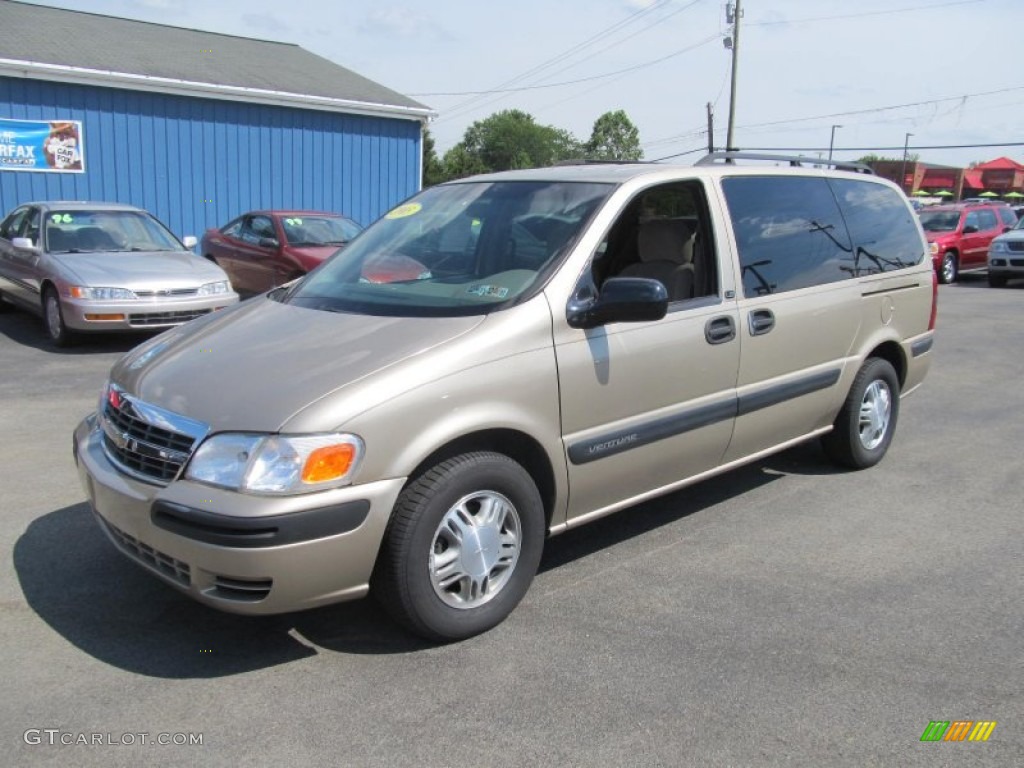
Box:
[51,250,227,289]
[112,298,484,432]
[286,245,339,271]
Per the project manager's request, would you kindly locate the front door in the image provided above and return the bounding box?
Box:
[552,181,741,525]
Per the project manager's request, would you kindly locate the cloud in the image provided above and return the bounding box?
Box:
[242,12,291,35]
[358,8,451,43]
[624,0,660,9]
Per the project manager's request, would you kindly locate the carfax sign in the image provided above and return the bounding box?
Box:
[0,118,85,173]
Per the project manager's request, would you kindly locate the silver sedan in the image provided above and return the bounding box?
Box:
[0,201,238,346]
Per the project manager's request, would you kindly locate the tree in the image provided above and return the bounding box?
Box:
[421,127,446,188]
[585,110,642,161]
[441,110,582,180]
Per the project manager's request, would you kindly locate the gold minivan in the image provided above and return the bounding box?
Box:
[74,154,937,641]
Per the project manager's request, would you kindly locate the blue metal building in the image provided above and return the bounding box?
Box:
[0,1,433,239]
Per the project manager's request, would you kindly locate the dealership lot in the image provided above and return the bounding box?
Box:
[2,280,1021,767]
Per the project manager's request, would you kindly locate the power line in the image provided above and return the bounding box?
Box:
[433,0,674,121]
[747,0,985,27]
[651,140,1024,163]
[414,34,720,98]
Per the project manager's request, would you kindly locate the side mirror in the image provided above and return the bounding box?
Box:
[258,237,280,249]
[182,235,198,249]
[1002,226,1012,233]
[962,224,979,234]
[11,237,37,250]
[567,276,668,329]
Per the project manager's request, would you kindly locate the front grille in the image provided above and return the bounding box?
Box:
[100,385,207,484]
[99,516,191,587]
[134,288,200,298]
[1006,241,1024,252]
[127,309,211,327]
[1011,259,1024,268]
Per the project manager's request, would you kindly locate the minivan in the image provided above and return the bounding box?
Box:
[74,153,937,641]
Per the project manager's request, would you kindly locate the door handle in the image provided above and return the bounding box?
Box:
[704,315,736,345]
[748,309,775,336]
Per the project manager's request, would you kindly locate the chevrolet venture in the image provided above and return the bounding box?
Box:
[74,154,937,641]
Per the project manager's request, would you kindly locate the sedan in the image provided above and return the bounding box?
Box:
[201,210,362,295]
[0,201,238,346]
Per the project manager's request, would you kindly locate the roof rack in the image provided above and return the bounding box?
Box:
[552,158,653,167]
[695,151,873,175]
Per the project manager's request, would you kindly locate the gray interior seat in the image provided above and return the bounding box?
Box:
[46,228,72,252]
[619,218,696,301]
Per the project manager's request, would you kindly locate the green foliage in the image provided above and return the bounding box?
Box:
[859,153,920,164]
[431,108,643,184]
[585,110,643,161]
[421,128,446,188]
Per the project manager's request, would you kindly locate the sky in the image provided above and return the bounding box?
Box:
[19,0,1024,169]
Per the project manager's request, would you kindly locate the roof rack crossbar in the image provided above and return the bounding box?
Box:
[695,151,874,175]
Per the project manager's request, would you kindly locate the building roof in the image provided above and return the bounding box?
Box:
[974,157,1024,170]
[0,0,432,121]
[963,169,984,189]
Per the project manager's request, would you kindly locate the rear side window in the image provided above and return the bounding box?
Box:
[998,207,1017,228]
[976,209,998,231]
[829,179,924,273]
[722,176,852,296]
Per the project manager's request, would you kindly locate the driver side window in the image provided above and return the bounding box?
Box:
[593,182,717,304]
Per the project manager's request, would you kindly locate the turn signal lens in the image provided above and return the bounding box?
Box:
[302,444,357,484]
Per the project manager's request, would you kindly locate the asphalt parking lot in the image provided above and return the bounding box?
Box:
[2,279,1022,767]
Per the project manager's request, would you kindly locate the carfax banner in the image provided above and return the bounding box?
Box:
[0,118,85,173]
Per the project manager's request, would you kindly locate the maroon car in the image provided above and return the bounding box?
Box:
[201,210,362,294]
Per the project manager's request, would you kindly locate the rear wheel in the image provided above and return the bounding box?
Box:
[373,452,545,642]
[43,286,73,347]
[939,252,958,284]
[822,358,900,469]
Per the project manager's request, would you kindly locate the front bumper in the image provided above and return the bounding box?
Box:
[73,414,405,614]
[62,293,239,332]
[987,255,1024,278]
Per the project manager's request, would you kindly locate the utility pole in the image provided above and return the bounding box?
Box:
[901,132,914,194]
[725,0,742,152]
[828,125,842,162]
[706,102,715,154]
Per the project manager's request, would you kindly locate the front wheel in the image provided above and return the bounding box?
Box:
[373,452,545,642]
[43,287,73,347]
[822,358,900,469]
[988,273,1008,288]
[939,252,958,284]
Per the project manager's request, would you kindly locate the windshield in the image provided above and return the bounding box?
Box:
[45,210,183,253]
[281,215,362,247]
[918,210,961,233]
[285,180,611,316]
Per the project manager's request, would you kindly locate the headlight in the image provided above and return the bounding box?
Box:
[989,241,1008,254]
[185,433,364,494]
[198,280,231,296]
[928,242,939,255]
[69,286,137,300]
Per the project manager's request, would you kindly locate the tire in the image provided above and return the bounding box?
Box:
[988,273,1008,288]
[822,358,900,470]
[0,291,11,312]
[939,252,958,284]
[43,286,73,347]
[373,452,545,642]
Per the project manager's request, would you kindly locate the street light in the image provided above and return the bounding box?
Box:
[901,132,914,194]
[828,125,842,162]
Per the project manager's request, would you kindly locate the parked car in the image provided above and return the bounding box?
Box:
[987,216,1024,286]
[917,202,1016,283]
[201,210,362,295]
[74,154,935,641]
[0,201,238,346]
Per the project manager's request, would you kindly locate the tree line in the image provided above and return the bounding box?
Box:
[423,109,642,186]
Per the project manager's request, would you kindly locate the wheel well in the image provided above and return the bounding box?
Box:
[39,280,57,306]
[867,341,907,389]
[406,429,558,528]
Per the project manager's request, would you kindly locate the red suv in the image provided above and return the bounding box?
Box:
[918,203,1017,283]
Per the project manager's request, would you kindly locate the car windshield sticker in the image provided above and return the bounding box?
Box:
[284,218,303,226]
[385,202,422,220]
[466,284,509,299]
[51,213,73,224]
